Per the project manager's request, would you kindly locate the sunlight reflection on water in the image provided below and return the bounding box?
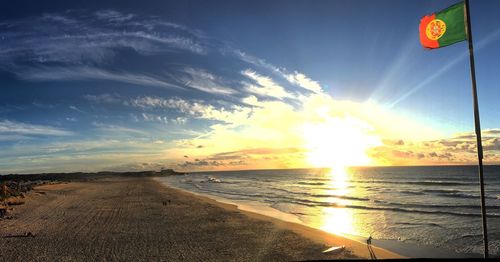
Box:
[317,167,358,236]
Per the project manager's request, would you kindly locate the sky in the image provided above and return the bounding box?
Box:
[1,0,500,174]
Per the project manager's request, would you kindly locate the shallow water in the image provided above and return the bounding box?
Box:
[157,165,500,257]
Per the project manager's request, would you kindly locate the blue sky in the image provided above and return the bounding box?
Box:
[1,0,500,173]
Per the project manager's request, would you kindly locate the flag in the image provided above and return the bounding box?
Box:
[419,2,467,49]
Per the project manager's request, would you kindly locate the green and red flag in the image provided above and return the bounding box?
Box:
[419,2,467,49]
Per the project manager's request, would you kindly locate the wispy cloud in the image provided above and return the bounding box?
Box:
[92,122,148,136]
[84,93,122,104]
[21,66,181,89]
[0,10,207,82]
[41,13,78,25]
[230,48,323,95]
[176,67,237,95]
[5,8,487,173]
[228,48,281,74]
[284,71,323,94]
[130,96,251,124]
[242,69,294,99]
[69,105,85,113]
[141,113,169,124]
[0,119,73,137]
[140,113,187,125]
[94,10,135,22]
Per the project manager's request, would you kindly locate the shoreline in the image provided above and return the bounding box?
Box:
[153,177,404,259]
[155,177,481,259]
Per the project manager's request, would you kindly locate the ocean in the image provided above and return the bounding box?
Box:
[156,165,500,257]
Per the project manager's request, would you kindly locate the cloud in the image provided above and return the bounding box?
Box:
[130,96,251,124]
[41,13,78,25]
[178,159,225,168]
[94,10,135,22]
[368,129,500,165]
[175,67,237,95]
[242,69,294,99]
[175,147,306,170]
[4,9,499,173]
[84,93,122,104]
[172,117,188,125]
[161,92,458,170]
[241,95,264,107]
[132,112,187,126]
[21,66,181,89]
[141,113,169,124]
[484,129,500,135]
[228,48,281,74]
[69,105,85,113]
[382,139,405,146]
[284,71,323,94]
[92,122,148,136]
[177,156,248,168]
[0,119,73,137]
[231,48,322,95]
[0,10,207,83]
[207,147,304,161]
[10,12,205,60]
[150,21,206,38]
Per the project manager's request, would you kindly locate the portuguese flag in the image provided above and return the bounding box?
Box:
[419,2,467,49]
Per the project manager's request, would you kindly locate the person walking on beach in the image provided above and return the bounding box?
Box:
[366,235,376,259]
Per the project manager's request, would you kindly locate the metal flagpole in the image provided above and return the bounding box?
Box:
[464,0,488,258]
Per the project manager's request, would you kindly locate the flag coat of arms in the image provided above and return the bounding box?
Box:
[419,2,467,49]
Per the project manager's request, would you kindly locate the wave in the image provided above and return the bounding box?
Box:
[461,233,482,239]
[398,190,426,195]
[434,192,499,200]
[271,197,500,218]
[297,181,326,186]
[350,179,474,186]
[269,186,369,202]
[395,222,443,227]
[194,184,268,199]
[343,204,500,218]
[391,188,500,201]
[266,193,500,216]
[422,189,463,194]
[306,177,334,182]
[193,185,364,205]
[373,199,500,210]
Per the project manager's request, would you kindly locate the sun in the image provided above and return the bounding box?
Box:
[301,115,381,169]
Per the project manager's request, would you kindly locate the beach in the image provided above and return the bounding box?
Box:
[0,174,402,260]
[158,167,497,257]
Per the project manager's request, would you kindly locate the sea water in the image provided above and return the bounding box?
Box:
[157,165,500,257]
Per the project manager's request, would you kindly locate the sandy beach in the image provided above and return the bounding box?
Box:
[0,175,402,261]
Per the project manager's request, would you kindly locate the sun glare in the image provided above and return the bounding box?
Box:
[302,115,381,169]
[313,167,358,236]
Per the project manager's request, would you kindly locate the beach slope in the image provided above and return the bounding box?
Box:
[0,176,401,260]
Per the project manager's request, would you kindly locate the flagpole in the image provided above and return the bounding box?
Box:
[464,0,488,258]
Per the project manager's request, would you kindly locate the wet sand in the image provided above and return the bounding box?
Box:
[0,176,402,260]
